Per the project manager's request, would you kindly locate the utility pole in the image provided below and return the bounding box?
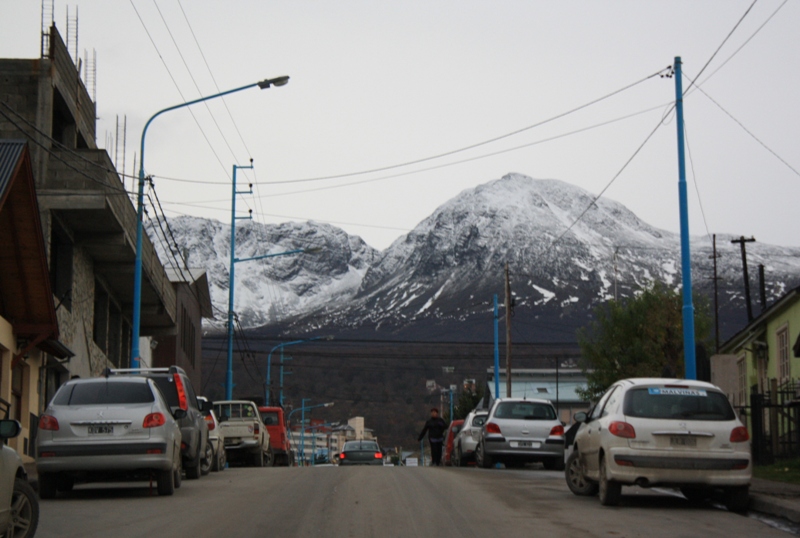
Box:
[758,264,767,312]
[504,262,512,398]
[711,235,720,354]
[731,236,756,322]
[493,294,500,399]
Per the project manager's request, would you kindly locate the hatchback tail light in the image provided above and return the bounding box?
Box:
[608,421,636,439]
[254,423,260,439]
[339,452,346,460]
[39,415,59,431]
[549,425,565,437]
[173,374,188,411]
[485,422,502,435]
[730,426,750,443]
[204,415,216,431]
[374,452,383,459]
[143,413,166,428]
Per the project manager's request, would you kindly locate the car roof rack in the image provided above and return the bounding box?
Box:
[104,365,186,376]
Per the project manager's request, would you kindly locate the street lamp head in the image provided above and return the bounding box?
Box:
[258,76,290,89]
[324,402,335,408]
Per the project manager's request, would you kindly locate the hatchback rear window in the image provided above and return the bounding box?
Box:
[494,402,556,420]
[623,387,736,421]
[344,441,379,451]
[151,377,180,408]
[54,381,155,405]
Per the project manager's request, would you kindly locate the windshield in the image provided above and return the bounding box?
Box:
[494,402,556,420]
[260,411,280,425]
[623,387,736,421]
[343,441,379,452]
[54,381,155,405]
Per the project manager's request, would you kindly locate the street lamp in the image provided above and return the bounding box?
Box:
[265,336,334,405]
[131,76,290,367]
[287,400,334,466]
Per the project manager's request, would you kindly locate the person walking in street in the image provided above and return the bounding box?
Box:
[418,408,448,466]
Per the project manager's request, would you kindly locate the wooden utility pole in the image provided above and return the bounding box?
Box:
[731,236,756,322]
[711,235,720,353]
[504,262,512,398]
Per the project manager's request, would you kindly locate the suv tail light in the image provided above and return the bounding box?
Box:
[485,422,502,435]
[608,421,636,439]
[143,413,166,428]
[730,426,750,443]
[39,415,59,431]
[549,425,565,437]
[173,374,188,411]
[374,452,383,459]
[204,414,216,431]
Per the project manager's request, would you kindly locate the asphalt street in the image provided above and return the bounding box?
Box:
[36,466,791,538]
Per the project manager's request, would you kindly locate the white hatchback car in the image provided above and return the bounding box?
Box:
[567,378,751,511]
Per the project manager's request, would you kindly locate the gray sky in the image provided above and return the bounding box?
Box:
[2,0,798,251]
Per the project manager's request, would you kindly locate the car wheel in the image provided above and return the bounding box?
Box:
[565,451,599,496]
[681,487,712,503]
[200,441,213,476]
[477,442,493,469]
[185,445,202,479]
[9,478,39,538]
[37,472,57,500]
[156,469,175,496]
[724,486,749,513]
[598,455,621,506]
[264,449,274,468]
[220,448,227,470]
[252,449,264,468]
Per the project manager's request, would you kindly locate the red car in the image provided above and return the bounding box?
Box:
[258,406,293,466]
[443,419,465,467]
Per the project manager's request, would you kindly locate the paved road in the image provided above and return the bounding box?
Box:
[37,466,791,538]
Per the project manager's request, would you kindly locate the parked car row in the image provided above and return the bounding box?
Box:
[33,366,271,499]
[442,377,753,513]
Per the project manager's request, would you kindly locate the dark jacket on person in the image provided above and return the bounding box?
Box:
[418,417,448,443]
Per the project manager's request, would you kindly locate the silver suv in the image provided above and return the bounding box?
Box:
[476,398,565,470]
[1,418,38,537]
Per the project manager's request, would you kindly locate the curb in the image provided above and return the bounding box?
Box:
[750,493,800,523]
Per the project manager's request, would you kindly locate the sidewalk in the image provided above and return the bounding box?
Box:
[750,477,800,523]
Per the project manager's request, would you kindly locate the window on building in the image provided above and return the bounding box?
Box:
[50,222,73,312]
[11,364,23,422]
[93,280,109,353]
[778,326,790,382]
[737,356,747,407]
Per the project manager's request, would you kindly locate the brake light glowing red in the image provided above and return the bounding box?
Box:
[173,374,188,411]
[143,413,166,428]
[549,425,565,437]
[608,421,636,439]
[730,426,750,443]
[39,415,59,431]
[339,453,346,460]
[485,422,502,435]
[374,452,383,459]
[204,415,216,431]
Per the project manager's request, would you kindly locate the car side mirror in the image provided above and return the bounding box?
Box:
[0,420,21,440]
[173,409,187,420]
[573,412,588,423]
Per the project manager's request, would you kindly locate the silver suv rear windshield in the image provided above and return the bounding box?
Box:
[623,387,736,421]
[53,381,155,405]
[494,402,556,420]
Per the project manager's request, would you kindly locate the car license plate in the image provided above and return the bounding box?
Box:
[512,441,539,448]
[670,436,696,447]
[88,425,113,435]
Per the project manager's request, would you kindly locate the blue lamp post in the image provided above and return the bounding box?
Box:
[131,76,290,367]
[287,400,334,466]
[265,336,333,405]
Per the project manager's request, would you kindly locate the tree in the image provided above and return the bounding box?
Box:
[576,283,711,401]
[449,385,484,421]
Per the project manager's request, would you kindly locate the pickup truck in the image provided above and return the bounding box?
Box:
[213,400,271,467]
[258,406,293,466]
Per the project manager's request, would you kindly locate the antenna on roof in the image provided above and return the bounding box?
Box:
[41,0,54,58]
[65,5,78,68]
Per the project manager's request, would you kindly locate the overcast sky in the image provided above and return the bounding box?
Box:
[2,1,798,251]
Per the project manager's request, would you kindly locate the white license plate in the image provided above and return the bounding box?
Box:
[670,436,696,447]
[88,425,114,435]
[512,441,540,448]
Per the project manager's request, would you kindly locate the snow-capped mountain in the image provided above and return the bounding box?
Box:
[153,174,800,342]
[146,216,379,328]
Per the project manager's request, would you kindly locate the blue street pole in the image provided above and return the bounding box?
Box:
[265,336,332,406]
[131,76,289,367]
[225,162,254,400]
[493,294,500,398]
[279,353,292,407]
[286,400,334,467]
[674,57,697,380]
[449,388,454,422]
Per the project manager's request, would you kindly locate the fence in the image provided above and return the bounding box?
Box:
[743,379,800,465]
